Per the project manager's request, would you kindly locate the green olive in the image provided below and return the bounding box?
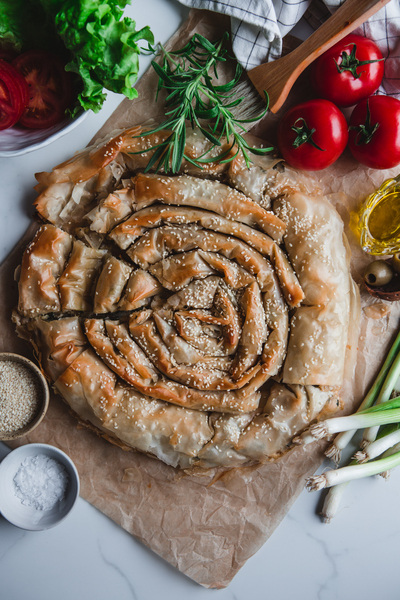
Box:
[392,252,400,274]
[364,260,394,287]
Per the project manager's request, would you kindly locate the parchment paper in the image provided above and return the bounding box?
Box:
[2,9,400,589]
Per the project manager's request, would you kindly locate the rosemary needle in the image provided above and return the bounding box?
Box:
[131,33,272,173]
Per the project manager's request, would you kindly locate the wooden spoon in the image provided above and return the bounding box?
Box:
[247,0,390,113]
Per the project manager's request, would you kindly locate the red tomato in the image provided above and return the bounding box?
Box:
[0,59,29,130]
[348,95,400,170]
[277,100,348,171]
[12,50,72,129]
[311,34,384,107]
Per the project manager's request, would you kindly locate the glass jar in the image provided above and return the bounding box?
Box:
[354,174,400,255]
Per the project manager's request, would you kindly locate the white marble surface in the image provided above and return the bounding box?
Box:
[1,436,400,600]
[1,2,400,598]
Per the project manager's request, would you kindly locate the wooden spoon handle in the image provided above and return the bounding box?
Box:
[248,0,390,112]
[289,0,389,68]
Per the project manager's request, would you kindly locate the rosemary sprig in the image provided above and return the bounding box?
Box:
[131,33,272,173]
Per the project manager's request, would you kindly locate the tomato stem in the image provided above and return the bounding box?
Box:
[291,117,325,151]
[349,99,379,145]
[334,44,384,80]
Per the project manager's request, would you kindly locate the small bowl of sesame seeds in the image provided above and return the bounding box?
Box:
[0,353,49,441]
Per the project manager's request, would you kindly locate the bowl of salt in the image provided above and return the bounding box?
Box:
[0,443,79,530]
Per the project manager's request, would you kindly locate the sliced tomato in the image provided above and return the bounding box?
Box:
[0,59,29,130]
[12,50,72,129]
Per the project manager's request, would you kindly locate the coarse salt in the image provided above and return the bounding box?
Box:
[13,454,69,511]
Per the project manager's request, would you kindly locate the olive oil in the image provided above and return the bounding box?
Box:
[354,174,400,255]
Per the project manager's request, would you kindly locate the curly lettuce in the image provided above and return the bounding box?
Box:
[0,0,27,51]
[53,1,154,113]
[0,0,61,53]
[0,0,154,114]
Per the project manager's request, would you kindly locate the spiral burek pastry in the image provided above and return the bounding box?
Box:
[14,127,360,469]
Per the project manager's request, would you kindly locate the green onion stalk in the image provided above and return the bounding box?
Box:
[320,433,400,522]
[309,397,400,440]
[305,329,400,522]
[324,329,400,463]
[319,460,356,524]
[377,439,400,480]
[361,350,400,447]
[353,427,400,463]
[307,450,400,492]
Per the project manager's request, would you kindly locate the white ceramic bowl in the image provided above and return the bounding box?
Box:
[0,353,50,442]
[0,443,79,530]
[0,111,88,158]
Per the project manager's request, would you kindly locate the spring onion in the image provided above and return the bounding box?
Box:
[292,429,317,446]
[294,392,400,451]
[377,440,400,479]
[320,465,355,524]
[321,434,400,522]
[309,404,400,439]
[324,328,400,462]
[306,450,400,491]
[306,329,400,522]
[320,482,349,523]
[381,440,400,459]
[311,415,400,522]
[353,428,400,463]
[361,350,400,446]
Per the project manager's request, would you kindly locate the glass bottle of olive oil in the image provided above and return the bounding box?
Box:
[353,174,400,255]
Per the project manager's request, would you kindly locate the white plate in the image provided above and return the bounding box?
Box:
[0,111,89,158]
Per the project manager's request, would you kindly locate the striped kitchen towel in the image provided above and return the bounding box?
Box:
[177,0,400,98]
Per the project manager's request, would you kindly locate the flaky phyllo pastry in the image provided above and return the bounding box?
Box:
[14,126,360,469]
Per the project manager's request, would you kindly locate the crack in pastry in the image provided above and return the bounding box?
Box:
[58,240,108,312]
[108,204,303,307]
[132,173,286,242]
[83,316,261,413]
[93,255,132,313]
[18,224,73,317]
[14,126,360,469]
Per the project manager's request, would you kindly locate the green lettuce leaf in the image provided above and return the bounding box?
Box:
[51,0,154,114]
[0,0,154,114]
[0,0,62,53]
[0,0,27,51]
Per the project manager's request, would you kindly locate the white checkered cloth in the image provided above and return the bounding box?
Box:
[177,0,400,98]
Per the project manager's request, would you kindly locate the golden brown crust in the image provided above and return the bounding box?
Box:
[18,224,73,317]
[15,127,360,469]
[133,173,287,242]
